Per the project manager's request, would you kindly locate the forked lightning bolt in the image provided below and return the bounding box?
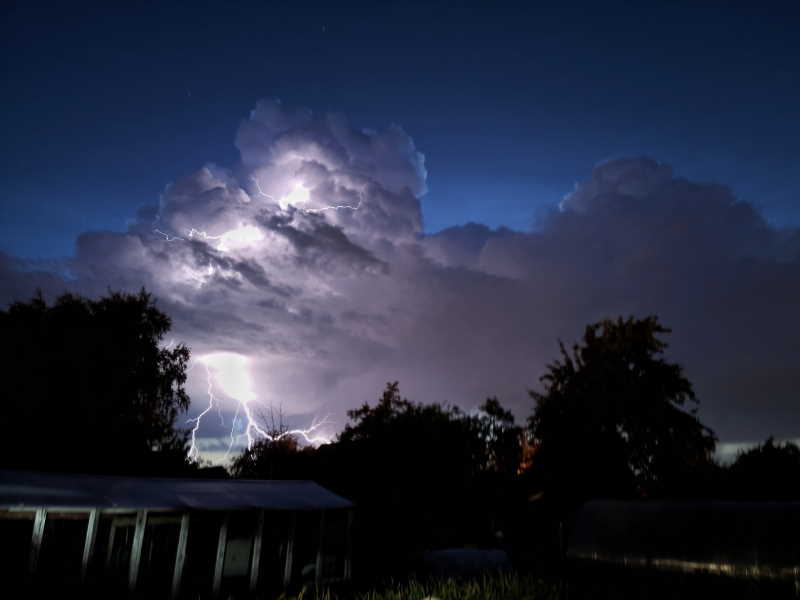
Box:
[154,173,347,464]
[172,342,226,460]
[186,362,218,462]
[186,358,333,463]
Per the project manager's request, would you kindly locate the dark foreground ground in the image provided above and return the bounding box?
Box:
[564,562,799,600]
[9,567,800,600]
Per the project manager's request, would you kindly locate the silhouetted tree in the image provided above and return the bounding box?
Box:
[314,382,521,577]
[0,289,191,475]
[474,396,524,476]
[336,382,491,493]
[469,397,528,555]
[727,437,800,499]
[334,382,485,506]
[528,316,716,504]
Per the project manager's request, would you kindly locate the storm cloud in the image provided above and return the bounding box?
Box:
[2,101,798,460]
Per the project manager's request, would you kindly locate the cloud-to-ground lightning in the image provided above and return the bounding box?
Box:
[186,361,219,462]
[225,403,242,460]
[186,352,333,462]
[154,174,351,463]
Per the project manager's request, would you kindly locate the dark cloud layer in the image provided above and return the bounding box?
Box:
[2,103,797,459]
[427,158,799,442]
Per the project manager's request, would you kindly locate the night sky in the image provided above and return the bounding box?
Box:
[2,2,799,462]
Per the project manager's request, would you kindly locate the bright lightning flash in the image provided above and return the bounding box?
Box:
[254,177,363,213]
[280,181,311,210]
[154,177,362,255]
[152,174,353,462]
[155,225,264,253]
[186,352,332,463]
[186,360,219,462]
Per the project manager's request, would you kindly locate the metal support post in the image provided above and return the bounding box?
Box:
[128,510,148,592]
[344,509,354,581]
[212,512,229,598]
[315,510,326,584]
[283,512,296,587]
[29,508,47,576]
[249,510,265,593]
[81,509,99,582]
[171,512,190,599]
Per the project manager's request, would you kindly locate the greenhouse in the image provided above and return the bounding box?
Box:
[0,469,353,598]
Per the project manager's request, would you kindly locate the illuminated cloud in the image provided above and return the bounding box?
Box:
[1,103,798,462]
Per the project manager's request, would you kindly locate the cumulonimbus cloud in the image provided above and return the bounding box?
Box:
[2,101,798,461]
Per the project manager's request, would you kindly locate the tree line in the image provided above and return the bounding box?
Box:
[1,290,798,573]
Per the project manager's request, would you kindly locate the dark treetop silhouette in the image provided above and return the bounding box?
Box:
[0,289,191,475]
[528,316,717,505]
[727,437,800,500]
[230,382,524,577]
[336,383,525,575]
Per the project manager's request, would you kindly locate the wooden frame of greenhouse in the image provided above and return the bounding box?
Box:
[0,469,354,598]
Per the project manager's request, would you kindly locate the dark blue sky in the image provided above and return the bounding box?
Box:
[3,1,799,258]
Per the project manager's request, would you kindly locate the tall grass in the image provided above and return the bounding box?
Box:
[281,573,559,600]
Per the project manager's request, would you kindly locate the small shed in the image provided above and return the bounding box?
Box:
[0,469,353,598]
